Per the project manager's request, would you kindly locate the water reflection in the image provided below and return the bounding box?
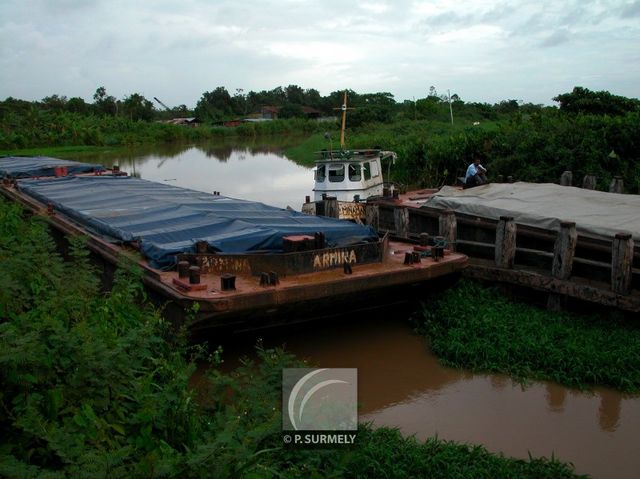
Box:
[598,390,621,432]
[546,382,567,412]
[65,138,314,209]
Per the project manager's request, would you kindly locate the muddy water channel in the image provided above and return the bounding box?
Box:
[207,314,639,479]
[74,139,637,478]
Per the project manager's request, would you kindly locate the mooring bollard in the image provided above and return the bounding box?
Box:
[177,260,190,278]
[188,266,201,285]
[419,232,430,247]
[343,261,353,274]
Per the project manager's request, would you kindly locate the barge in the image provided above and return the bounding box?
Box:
[365,182,640,313]
[0,156,467,330]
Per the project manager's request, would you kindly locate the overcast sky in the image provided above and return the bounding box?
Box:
[1,0,638,107]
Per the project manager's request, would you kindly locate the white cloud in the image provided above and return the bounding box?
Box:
[0,0,637,105]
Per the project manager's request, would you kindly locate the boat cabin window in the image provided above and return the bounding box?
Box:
[328,164,345,182]
[315,165,326,182]
[363,162,371,180]
[348,164,361,181]
[370,160,380,178]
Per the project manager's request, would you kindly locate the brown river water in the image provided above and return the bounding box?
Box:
[198,312,639,479]
[71,141,639,479]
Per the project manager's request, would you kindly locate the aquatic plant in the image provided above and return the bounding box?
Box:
[418,280,640,392]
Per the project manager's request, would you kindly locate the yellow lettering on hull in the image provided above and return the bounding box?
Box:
[312,249,358,270]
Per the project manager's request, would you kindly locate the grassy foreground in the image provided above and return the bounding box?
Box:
[418,280,640,392]
[0,199,584,478]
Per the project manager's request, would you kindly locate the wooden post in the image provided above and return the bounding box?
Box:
[609,176,624,193]
[507,176,514,183]
[323,197,339,218]
[495,216,516,268]
[560,171,572,186]
[611,233,634,295]
[438,209,457,251]
[394,207,409,239]
[582,174,597,190]
[365,204,379,230]
[547,221,577,311]
[551,221,577,280]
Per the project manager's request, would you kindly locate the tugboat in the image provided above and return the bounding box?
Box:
[302,92,399,221]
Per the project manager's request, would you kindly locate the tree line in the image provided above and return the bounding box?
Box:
[2,84,638,125]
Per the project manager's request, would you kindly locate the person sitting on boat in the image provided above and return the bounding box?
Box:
[464,158,487,188]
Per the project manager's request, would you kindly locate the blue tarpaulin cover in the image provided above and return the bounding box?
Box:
[0,156,104,178]
[18,175,378,269]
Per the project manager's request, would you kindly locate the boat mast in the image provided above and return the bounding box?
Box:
[340,91,348,149]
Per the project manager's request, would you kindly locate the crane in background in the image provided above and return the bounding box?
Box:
[153,97,172,112]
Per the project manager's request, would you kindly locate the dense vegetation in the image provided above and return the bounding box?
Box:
[2,85,639,192]
[0,199,584,478]
[416,280,640,392]
[349,108,639,192]
[0,95,323,151]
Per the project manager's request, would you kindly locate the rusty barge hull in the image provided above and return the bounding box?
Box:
[1,174,466,330]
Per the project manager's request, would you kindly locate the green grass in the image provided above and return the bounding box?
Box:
[418,280,640,392]
[0,145,117,157]
[0,199,586,478]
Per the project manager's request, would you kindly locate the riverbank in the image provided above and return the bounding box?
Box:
[416,280,640,392]
[0,198,584,478]
[0,109,324,152]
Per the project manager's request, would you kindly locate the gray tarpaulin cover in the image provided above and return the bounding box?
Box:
[0,156,104,177]
[423,182,640,241]
[17,175,378,269]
